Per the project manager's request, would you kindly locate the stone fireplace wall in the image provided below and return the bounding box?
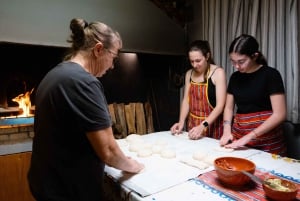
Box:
[0,125,34,144]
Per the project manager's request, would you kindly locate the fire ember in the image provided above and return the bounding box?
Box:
[0,89,34,127]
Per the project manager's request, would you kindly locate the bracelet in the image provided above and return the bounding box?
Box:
[223,120,231,126]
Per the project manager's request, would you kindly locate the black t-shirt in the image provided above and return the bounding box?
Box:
[28,62,111,201]
[227,66,285,114]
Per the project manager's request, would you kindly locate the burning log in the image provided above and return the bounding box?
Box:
[11,88,34,117]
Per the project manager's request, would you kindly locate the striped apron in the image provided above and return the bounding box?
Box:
[232,111,287,156]
[187,75,223,139]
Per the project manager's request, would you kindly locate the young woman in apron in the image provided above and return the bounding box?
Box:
[220,34,287,156]
[170,40,227,140]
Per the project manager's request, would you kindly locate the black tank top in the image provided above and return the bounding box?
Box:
[190,68,218,107]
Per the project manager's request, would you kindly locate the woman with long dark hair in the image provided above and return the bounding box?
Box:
[171,40,227,140]
[220,34,287,156]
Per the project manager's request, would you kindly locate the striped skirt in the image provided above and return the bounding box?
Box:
[232,111,286,156]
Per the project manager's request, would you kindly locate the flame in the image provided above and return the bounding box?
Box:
[12,88,34,117]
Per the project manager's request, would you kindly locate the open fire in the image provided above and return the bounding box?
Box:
[11,88,34,117]
[0,89,34,127]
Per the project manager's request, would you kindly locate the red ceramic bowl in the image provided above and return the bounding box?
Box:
[214,156,256,186]
[263,177,298,201]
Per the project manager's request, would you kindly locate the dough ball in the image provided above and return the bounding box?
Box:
[152,145,163,154]
[116,140,128,147]
[160,149,176,159]
[126,133,140,139]
[192,151,207,161]
[129,143,143,152]
[126,134,142,143]
[143,142,153,149]
[175,132,189,139]
[203,155,219,165]
[137,148,153,157]
[127,138,144,146]
[155,139,168,146]
[213,146,234,152]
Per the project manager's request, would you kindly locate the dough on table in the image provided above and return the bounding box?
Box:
[180,158,209,170]
[126,134,143,143]
[174,131,189,139]
[142,142,153,149]
[160,149,176,159]
[155,139,168,146]
[116,140,128,147]
[213,146,234,153]
[203,155,219,165]
[137,148,153,157]
[192,150,208,161]
[129,143,144,152]
[152,145,163,154]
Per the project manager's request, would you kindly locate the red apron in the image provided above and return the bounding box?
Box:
[232,111,287,156]
[187,72,223,139]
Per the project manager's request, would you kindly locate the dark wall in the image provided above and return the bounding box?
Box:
[100,53,187,131]
[0,43,187,132]
[0,43,67,107]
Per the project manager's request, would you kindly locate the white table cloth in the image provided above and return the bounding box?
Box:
[104,131,300,201]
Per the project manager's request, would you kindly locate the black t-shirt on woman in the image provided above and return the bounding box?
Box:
[227,66,285,114]
[28,62,112,201]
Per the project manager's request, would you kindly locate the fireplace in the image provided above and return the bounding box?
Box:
[0,42,187,144]
[0,43,66,144]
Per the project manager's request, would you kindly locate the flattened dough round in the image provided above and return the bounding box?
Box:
[126,134,142,143]
[152,145,163,154]
[180,158,209,170]
[129,143,143,152]
[203,155,219,165]
[160,149,176,159]
[116,140,128,147]
[137,148,153,157]
[143,142,153,149]
[192,151,207,161]
[155,139,168,146]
